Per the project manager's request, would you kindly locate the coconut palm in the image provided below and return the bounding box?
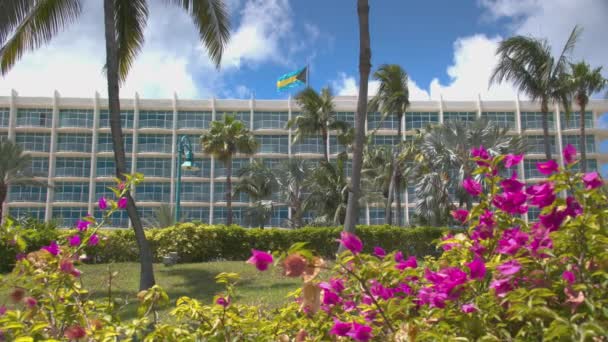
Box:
[245,200,273,229]
[0,141,47,224]
[288,87,348,162]
[201,115,258,225]
[304,155,350,225]
[274,159,312,228]
[490,26,580,160]
[1,0,230,291]
[234,160,276,229]
[368,64,410,225]
[566,61,607,172]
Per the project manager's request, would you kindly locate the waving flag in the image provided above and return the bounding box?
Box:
[277,66,308,92]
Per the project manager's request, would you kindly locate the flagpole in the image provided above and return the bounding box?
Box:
[306,63,310,87]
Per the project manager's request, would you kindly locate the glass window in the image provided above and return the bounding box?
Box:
[269,206,289,227]
[181,182,211,202]
[182,158,211,178]
[520,112,555,131]
[16,133,51,152]
[570,159,598,173]
[330,136,347,154]
[59,109,93,128]
[16,108,52,127]
[406,112,439,130]
[258,135,288,154]
[560,111,593,130]
[260,158,283,169]
[218,112,250,127]
[52,207,88,227]
[97,210,129,228]
[528,207,541,222]
[182,134,202,153]
[443,111,476,123]
[368,112,400,131]
[254,111,288,130]
[53,182,89,202]
[0,108,9,127]
[138,110,173,129]
[136,182,170,202]
[482,111,515,129]
[96,158,132,177]
[0,133,7,142]
[57,133,92,152]
[177,111,212,129]
[9,207,46,221]
[99,109,134,129]
[94,182,115,200]
[330,158,351,177]
[213,207,245,226]
[523,159,547,179]
[55,158,90,177]
[137,134,172,153]
[524,135,557,154]
[562,135,595,153]
[371,135,399,146]
[214,182,249,203]
[28,157,49,176]
[293,136,324,154]
[335,112,355,127]
[139,207,158,226]
[136,158,171,178]
[369,207,386,225]
[214,158,249,178]
[407,186,417,204]
[9,185,47,202]
[181,207,210,223]
[97,133,133,153]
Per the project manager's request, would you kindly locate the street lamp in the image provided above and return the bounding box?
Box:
[175,135,199,222]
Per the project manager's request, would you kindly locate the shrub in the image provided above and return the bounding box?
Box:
[0,218,59,273]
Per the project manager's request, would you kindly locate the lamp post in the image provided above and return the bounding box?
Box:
[175,135,199,222]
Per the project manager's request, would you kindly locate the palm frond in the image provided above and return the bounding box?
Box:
[115,0,148,82]
[552,25,582,79]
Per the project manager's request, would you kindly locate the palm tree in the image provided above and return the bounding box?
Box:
[288,87,348,162]
[1,0,230,291]
[274,159,312,228]
[342,0,371,238]
[566,61,607,172]
[490,26,580,160]
[234,160,276,229]
[245,200,273,229]
[201,115,258,225]
[304,154,350,225]
[143,204,175,228]
[0,141,47,224]
[369,64,410,225]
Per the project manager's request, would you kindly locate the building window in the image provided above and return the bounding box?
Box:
[94,182,115,200]
[368,112,400,131]
[269,206,288,227]
[136,158,171,178]
[560,111,593,130]
[138,110,173,129]
[213,207,245,225]
[138,207,158,226]
[96,158,132,177]
[59,109,93,128]
[9,185,47,202]
[218,112,250,127]
[214,182,249,203]
[520,112,555,131]
[28,157,49,176]
[523,159,547,179]
[371,135,399,146]
[369,207,385,225]
[214,158,249,178]
[57,133,92,152]
[0,133,7,142]
[570,159,598,173]
[16,133,51,152]
[406,112,439,130]
[258,135,288,154]
[0,108,9,127]
[330,158,351,177]
[99,109,134,129]
[335,112,355,127]
[259,158,283,169]
[182,158,211,178]
[528,207,541,222]
[53,182,89,202]
[136,182,170,202]
[254,111,288,130]
[97,133,133,153]
[407,186,417,204]
[292,136,324,154]
[443,112,476,123]
[52,207,88,227]
[96,210,129,228]
[137,134,172,153]
[329,136,347,154]
[9,207,46,221]
[181,207,209,223]
[55,158,91,177]
[177,111,212,129]
[16,108,52,127]
[524,135,557,154]
[482,111,515,129]
[562,135,595,153]
[181,182,211,202]
[182,134,202,153]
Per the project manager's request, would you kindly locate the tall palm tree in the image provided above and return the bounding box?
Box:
[490,26,580,160]
[1,0,230,291]
[0,141,47,224]
[274,159,312,228]
[234,160,276,229]
[566,61,607,172]
[342,0,371,238]
[304,154,350,225]
[288,87,348,162]
[201,115,258,225]
[369,64,409,225]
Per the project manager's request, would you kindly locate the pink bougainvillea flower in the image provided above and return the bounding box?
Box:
[417,286,448,308]
[373,246,386,259]
[76,219,92,232]
[470,240,487,257]
[539,207,567,232]
[0,305,6,316]
[467,258,486,280]
[479,209,495,228]
[394,251,404,263]
[329,319,352,337]
[565,196,583,217]
[504,154,523,168]
[42,241,60,256]
[338,232,363,254]
[24,297,37,308]
[117,197,128,209]
[329,278,345,293]
[216,296,230,307]
[490,278,513,297]
[15,253,26,261]
[361,295,373,306]
[60,259,81,277]
[500,173,525,193]
[347,322,373,342]
[536,160,559,175]
[563,144,577,165]
[562,270,576,284]
[247,249,274,271]
[98,196,108,210]
[64,325,87,340]
[463,177,482,196]
[370,281,395,300]
[497,259,522,276]
[493,191,528,214]
[497,227,529,255]
[564,287,585,312]
[461,303,477,313]
[528,223,553,258]
[396,256,418,271]
[451,209,468,223]
[68,235,81,247]
[471,145,490,166]
[321,289,341,306]
[88,234,100,246]
[526,182,556,208]
[582,172,602,190]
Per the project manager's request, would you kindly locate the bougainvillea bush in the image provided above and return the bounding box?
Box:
[1,146,608,341]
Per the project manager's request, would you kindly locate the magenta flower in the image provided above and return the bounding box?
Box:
[395,251,404,262]
[98,196,108,210]
[16,253,26,261]
[497,259,522,276]
[42,241,60,256]
[562,270,575,284]
[526,182,556,208]
[500,174,525,193]
[322,289,341,306]
[463,177,482,196]
[565,196,583,217]
[88,234,100,246]
[461,303,477,313]
[24,297,37,308]
[504,154,523,168]
[582,172,602,190]
[490,278,513,297]
[467,258,486,280]
[330,319,352,337]
[539,207,566,232]
[479,209,495,228]
[373,246,386,259]
[216,296,230,307]
[536,160,559,176]
[497,227,529,255]
[347,322,373,342]
[68,235,81,247]
[76,219,92,232]
[493,191,528,214]
[396,256,418,271]
[451,209,468,223]
[528,223,553,258]
[563,144,577,165]
[117,197,128,209]
[330,278,345,293]
[247,249,273,271]
[370,281,395,300]
[417,286,448,308]
[338,232,363,254]
[0,305,6,316]
[471,145,490,166]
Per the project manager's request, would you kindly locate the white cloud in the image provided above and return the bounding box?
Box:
[331,72,431,100]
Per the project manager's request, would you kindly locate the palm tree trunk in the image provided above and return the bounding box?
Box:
[103,0,155,291]
[579,103,587,172]
[342,0,371,240]
[541,99,552,160]
[226,158,233,225]
[322,128,329,163]
[0,183,6,224]
[385,165,395,225]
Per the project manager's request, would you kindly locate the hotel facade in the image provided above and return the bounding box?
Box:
[1,91,607,228]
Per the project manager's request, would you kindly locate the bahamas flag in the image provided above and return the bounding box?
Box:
[276,66,307,91]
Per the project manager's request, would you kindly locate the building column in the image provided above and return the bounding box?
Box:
[554,103,564,166]
[209,97,216,223]
[288,95,293,158]
[87,92,100,214]
[438,95,444,124]
[45,91,60,221]
[170,93,178,207]
[476,94,482,119]
[8,90,17,141]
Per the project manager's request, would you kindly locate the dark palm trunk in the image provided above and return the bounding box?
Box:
[103,0,155,291]
[578,101,587,172]
[541,99,552,160]
[226,158,233,225]
[342,0,371,241]
[385,164,395,224]
[322,128,329,163]
[0,183,6,224]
